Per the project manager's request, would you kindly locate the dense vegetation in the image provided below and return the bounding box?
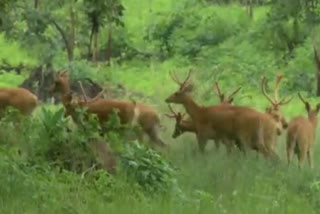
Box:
[1,0,320,213]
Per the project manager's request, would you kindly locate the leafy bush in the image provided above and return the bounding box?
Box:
[120,141,179,195]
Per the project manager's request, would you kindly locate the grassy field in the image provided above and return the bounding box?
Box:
[1,0,320,213]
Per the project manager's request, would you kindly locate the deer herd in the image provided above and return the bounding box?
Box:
[0,69,320,170]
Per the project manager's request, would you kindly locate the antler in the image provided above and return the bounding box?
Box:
[165,104,185,120]
[298,92,308,105]
[261,76,276,106]
[213,81,224,102]
[78,81,88,103]
[261,75,293,108]
[274,75,283,103]
[169,69,193,89]
[226,86,242,102]
[213,80,242,103]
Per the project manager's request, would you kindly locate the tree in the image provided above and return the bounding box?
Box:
[84,0,124,63]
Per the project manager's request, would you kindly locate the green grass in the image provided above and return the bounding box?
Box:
[1,0,320,213]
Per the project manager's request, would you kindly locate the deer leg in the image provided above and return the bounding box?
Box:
[286,140,294,167]
[214,139,220,151]
[146,126,167,147]
[298,149,307,169]
[307,148,314,169]
[235,138,246,156]
[196,134,208,154]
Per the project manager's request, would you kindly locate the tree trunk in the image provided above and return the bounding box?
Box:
[247,0,253,18]
[69,3,76,61]
[92,31,99,63]
[51,20,74,62]
[88,27,94,60]
[313,46,320,96]
[106,23,112,65]
[34,0,39,9]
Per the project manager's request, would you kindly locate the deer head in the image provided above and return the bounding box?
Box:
[49,70,70,95]
[165,104,188,138]
[261,75,293,130]
[213,81,242,104]
[165,69,194,104]
[298,92,320,126]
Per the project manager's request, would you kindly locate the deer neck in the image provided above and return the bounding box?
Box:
[61,84,71,97]
[181,95,201,121]
[180,120,196,132]
[309,116,318,131]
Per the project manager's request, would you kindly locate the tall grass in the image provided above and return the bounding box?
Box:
[1,0,320,213]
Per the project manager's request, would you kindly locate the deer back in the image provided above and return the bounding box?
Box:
[0,87,38,115]
[287,93,320,144]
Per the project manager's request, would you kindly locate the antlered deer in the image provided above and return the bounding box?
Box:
[165,81,242,153]
[286,93,320,169]
[165,104,236,154]
[0,87,38,117]
[261,75,292,135]
[50,70,166,147]
[165,69,279,158]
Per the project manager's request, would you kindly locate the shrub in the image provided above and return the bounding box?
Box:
[119,141,179,195]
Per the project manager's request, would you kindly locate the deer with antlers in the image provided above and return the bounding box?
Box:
[261,75,293,135]
[50,70,166,147]
[286,93,320,169]
[165,82,242,153]
[165,104,237,154]
[0,87,38,118]
[165,69,279,158]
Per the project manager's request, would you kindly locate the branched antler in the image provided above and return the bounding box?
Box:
[169,69,193,90]
[261,75,293,109]
[165,104,185,121]
[213,81,242,104]
[213,81,224,102]
[298,92,308,106]
[78,81,88,103]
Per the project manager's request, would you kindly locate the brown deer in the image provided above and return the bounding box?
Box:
[286,93,320,169]
[165,104,236,154]
[0,87,38,118]
[261,75,293,135]
[211,81,242,150]
[165,82,242,152]
[165,69,279,158]
[50,70,166,147]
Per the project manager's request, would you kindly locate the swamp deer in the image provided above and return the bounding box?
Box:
[165,69,279,158]
[165,104,236,154]
[50,70,166,147]
[0,87,38,118]
[286,93,320,169]
[261,75,293,135]
[165,81,242,153]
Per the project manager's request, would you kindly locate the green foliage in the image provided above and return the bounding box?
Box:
[2,0,320,212]
[120,141,178,195]
[146,4,251,58]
